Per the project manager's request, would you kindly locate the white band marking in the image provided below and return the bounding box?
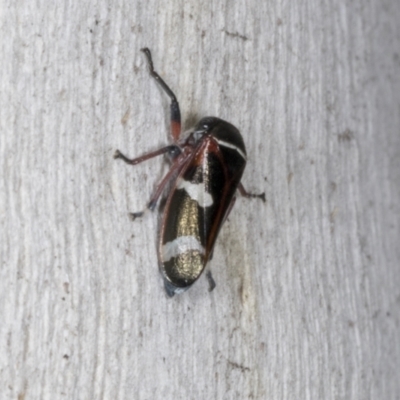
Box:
[177,180,213,207]
[162,236,205,262]
[215,138,247,161]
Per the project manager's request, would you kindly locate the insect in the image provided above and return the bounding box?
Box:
[114,48,265,296]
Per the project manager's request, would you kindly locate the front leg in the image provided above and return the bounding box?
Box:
[115,146,189,220]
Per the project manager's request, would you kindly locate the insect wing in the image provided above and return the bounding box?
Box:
[159,136,246,291]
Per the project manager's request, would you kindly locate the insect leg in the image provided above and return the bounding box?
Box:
[113,145,178,166]
[145,155,188,212]
[126,152,190,220]
[238,183,266,202]
[206,271,216,292]
[141,48,181,142]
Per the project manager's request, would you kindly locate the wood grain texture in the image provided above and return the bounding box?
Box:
[1,0,400,398]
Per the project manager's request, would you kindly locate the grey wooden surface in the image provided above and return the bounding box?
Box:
[1,0,400,399]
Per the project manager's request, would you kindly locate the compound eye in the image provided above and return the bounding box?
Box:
[167,145,181,160]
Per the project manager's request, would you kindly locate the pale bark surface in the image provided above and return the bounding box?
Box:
[1,1,399,399]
